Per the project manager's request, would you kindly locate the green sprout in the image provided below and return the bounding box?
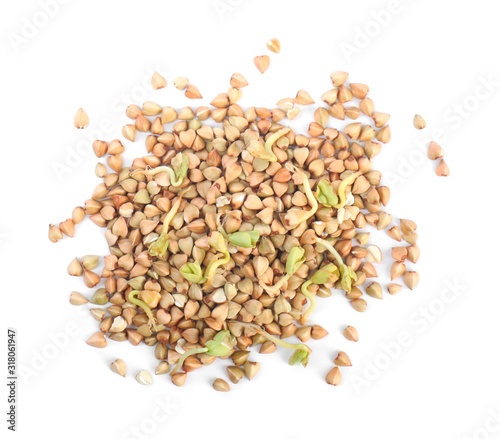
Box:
[238,322,311,367]
[132,152,189,187]
[300,263,339,324]
[219,227,260,249]
[179,261,205,283]
[260,246,305,294]
[170,330,236,375]
[246,127,290,162]
[180,231,241,286]
[169,153,189,186]
[316,179,339,207]
[203,232,231,286]
[128,290,159,332]
[148,234,169,258]
[284,163,318,228]
[333,171,361,209]
[148,197,183,258]
[316,238,357,293]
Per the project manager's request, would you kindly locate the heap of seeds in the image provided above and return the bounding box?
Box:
[51,67,421,388]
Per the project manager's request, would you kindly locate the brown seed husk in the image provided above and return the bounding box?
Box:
[254,55,270,74]
[92,140,108,158]
[185,84,202,99]
[400,219,417,235]
[403,271,420,290]
[232,351,250,366]
[86,332,107,348]
[136,370,152,385]
[173,77,189,90]
[334,351,352,367]
[311,325,328,340]
[428,141,444,160]
[366,282,383,299]
[295,90,315,105]
[436,159,450,176]
[84,270,101,288]
[48,224,63,243]
[59,219,75,237]
[325,366,342,385]
[407,245,420,263]
[151,72,167,90]
[230,72,248,88]
[155,361,170,375]
[343,326,358,342]
[110,359,126,377]
[72,207,85,224]
[350,83,369,99]
[171,373,187,387]
[266,38,281,54]
[350,298,367,312]
[69,291,88,306]
[74,108,89,129]
[387,283,402,295]
[376,125,391,143]
[330,71,349,86]
[413,114,426,130]
[213,378,231,392]
[391,247,408,262]
[390,261,406,280]
[244,361,260,380]
[67,258,83,276]
[122,124,136,141]
[387,226,402,242]
[227,366,245,384]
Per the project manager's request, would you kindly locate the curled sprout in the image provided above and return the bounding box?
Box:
[148,197,183,258]
[284,163,318,228]
[183,230,258,286]
[219,228,260,249]
[260,246,305,294]
[132,153,189,187]
[180,261,205,283]
[340,265,357,294]
[316,179,339,207]
[316,238,357,293]
[333,171,361,209]
[208,231,227,253]
[203,232,231,286]
[170,153,189,186]
[238,322,311,367]
[128,290,159,332]
[170,330,236,375]
[300,263,339,324]
[246,127,290,162]
[286,247,306,274]
[299,281,315,324]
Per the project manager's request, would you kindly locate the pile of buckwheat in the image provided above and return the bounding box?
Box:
[50,43,420,390]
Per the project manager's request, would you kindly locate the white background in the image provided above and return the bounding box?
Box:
[2,1,500,438]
